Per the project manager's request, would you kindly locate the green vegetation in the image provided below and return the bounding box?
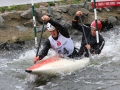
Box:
[0,3,40,13]
[0,4,31,12]
[34,3,39,8]
[73,0,80,4]
[47,2,55,6]
[0,0,88,12]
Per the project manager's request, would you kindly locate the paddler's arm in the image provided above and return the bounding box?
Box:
[72,11,91,33]
[42,15,70,38]
[49,19,70,38]
[94,36,105,54]
[34,39,51,63]
[72,11,83,32]
[87,35,105,54]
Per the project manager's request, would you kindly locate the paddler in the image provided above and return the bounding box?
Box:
[34,15,79,63]
[72,11,105,57]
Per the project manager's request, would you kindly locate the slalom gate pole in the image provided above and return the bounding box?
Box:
[93,0,99,43]
[31,0,38,48]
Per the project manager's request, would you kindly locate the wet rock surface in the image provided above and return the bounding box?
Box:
[0,3,120,50]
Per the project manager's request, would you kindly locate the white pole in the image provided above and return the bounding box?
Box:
[31,0,38,48]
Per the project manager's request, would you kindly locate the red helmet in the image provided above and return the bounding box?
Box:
[91,20,102,31]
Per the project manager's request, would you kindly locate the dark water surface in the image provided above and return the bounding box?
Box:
[0,26,120,90]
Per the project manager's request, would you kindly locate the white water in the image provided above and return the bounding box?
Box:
[0,26,120,90]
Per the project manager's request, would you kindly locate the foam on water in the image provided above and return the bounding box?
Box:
[0,26,120,90]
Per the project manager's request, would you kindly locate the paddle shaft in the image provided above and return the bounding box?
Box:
[36,21,45,57]
[79,16,92,60]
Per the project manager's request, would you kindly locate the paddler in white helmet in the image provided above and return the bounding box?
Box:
[34,15,79,63]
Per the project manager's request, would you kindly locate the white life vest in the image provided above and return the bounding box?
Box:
[48,33,74,57]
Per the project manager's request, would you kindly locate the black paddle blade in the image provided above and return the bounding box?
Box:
[25,70,32,73]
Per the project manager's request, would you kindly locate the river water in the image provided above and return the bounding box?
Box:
[0,26,120,90]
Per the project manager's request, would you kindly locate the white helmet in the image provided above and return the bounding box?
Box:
[46,23,55,31]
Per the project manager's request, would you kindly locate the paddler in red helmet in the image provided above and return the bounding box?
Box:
[72,11,105,57]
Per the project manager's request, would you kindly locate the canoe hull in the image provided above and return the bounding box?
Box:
[25,56,90,75]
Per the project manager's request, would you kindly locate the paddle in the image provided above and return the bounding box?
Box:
[26,21,44,70]
[79,16,92,60]
[36,20,45,57]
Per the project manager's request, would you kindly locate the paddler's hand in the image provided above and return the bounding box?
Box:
[76,11,82,16]
[34,56,40,64]
[41,15,50,22]
[85,44,91,50]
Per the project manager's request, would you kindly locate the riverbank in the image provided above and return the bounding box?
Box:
[0,4,120,50]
